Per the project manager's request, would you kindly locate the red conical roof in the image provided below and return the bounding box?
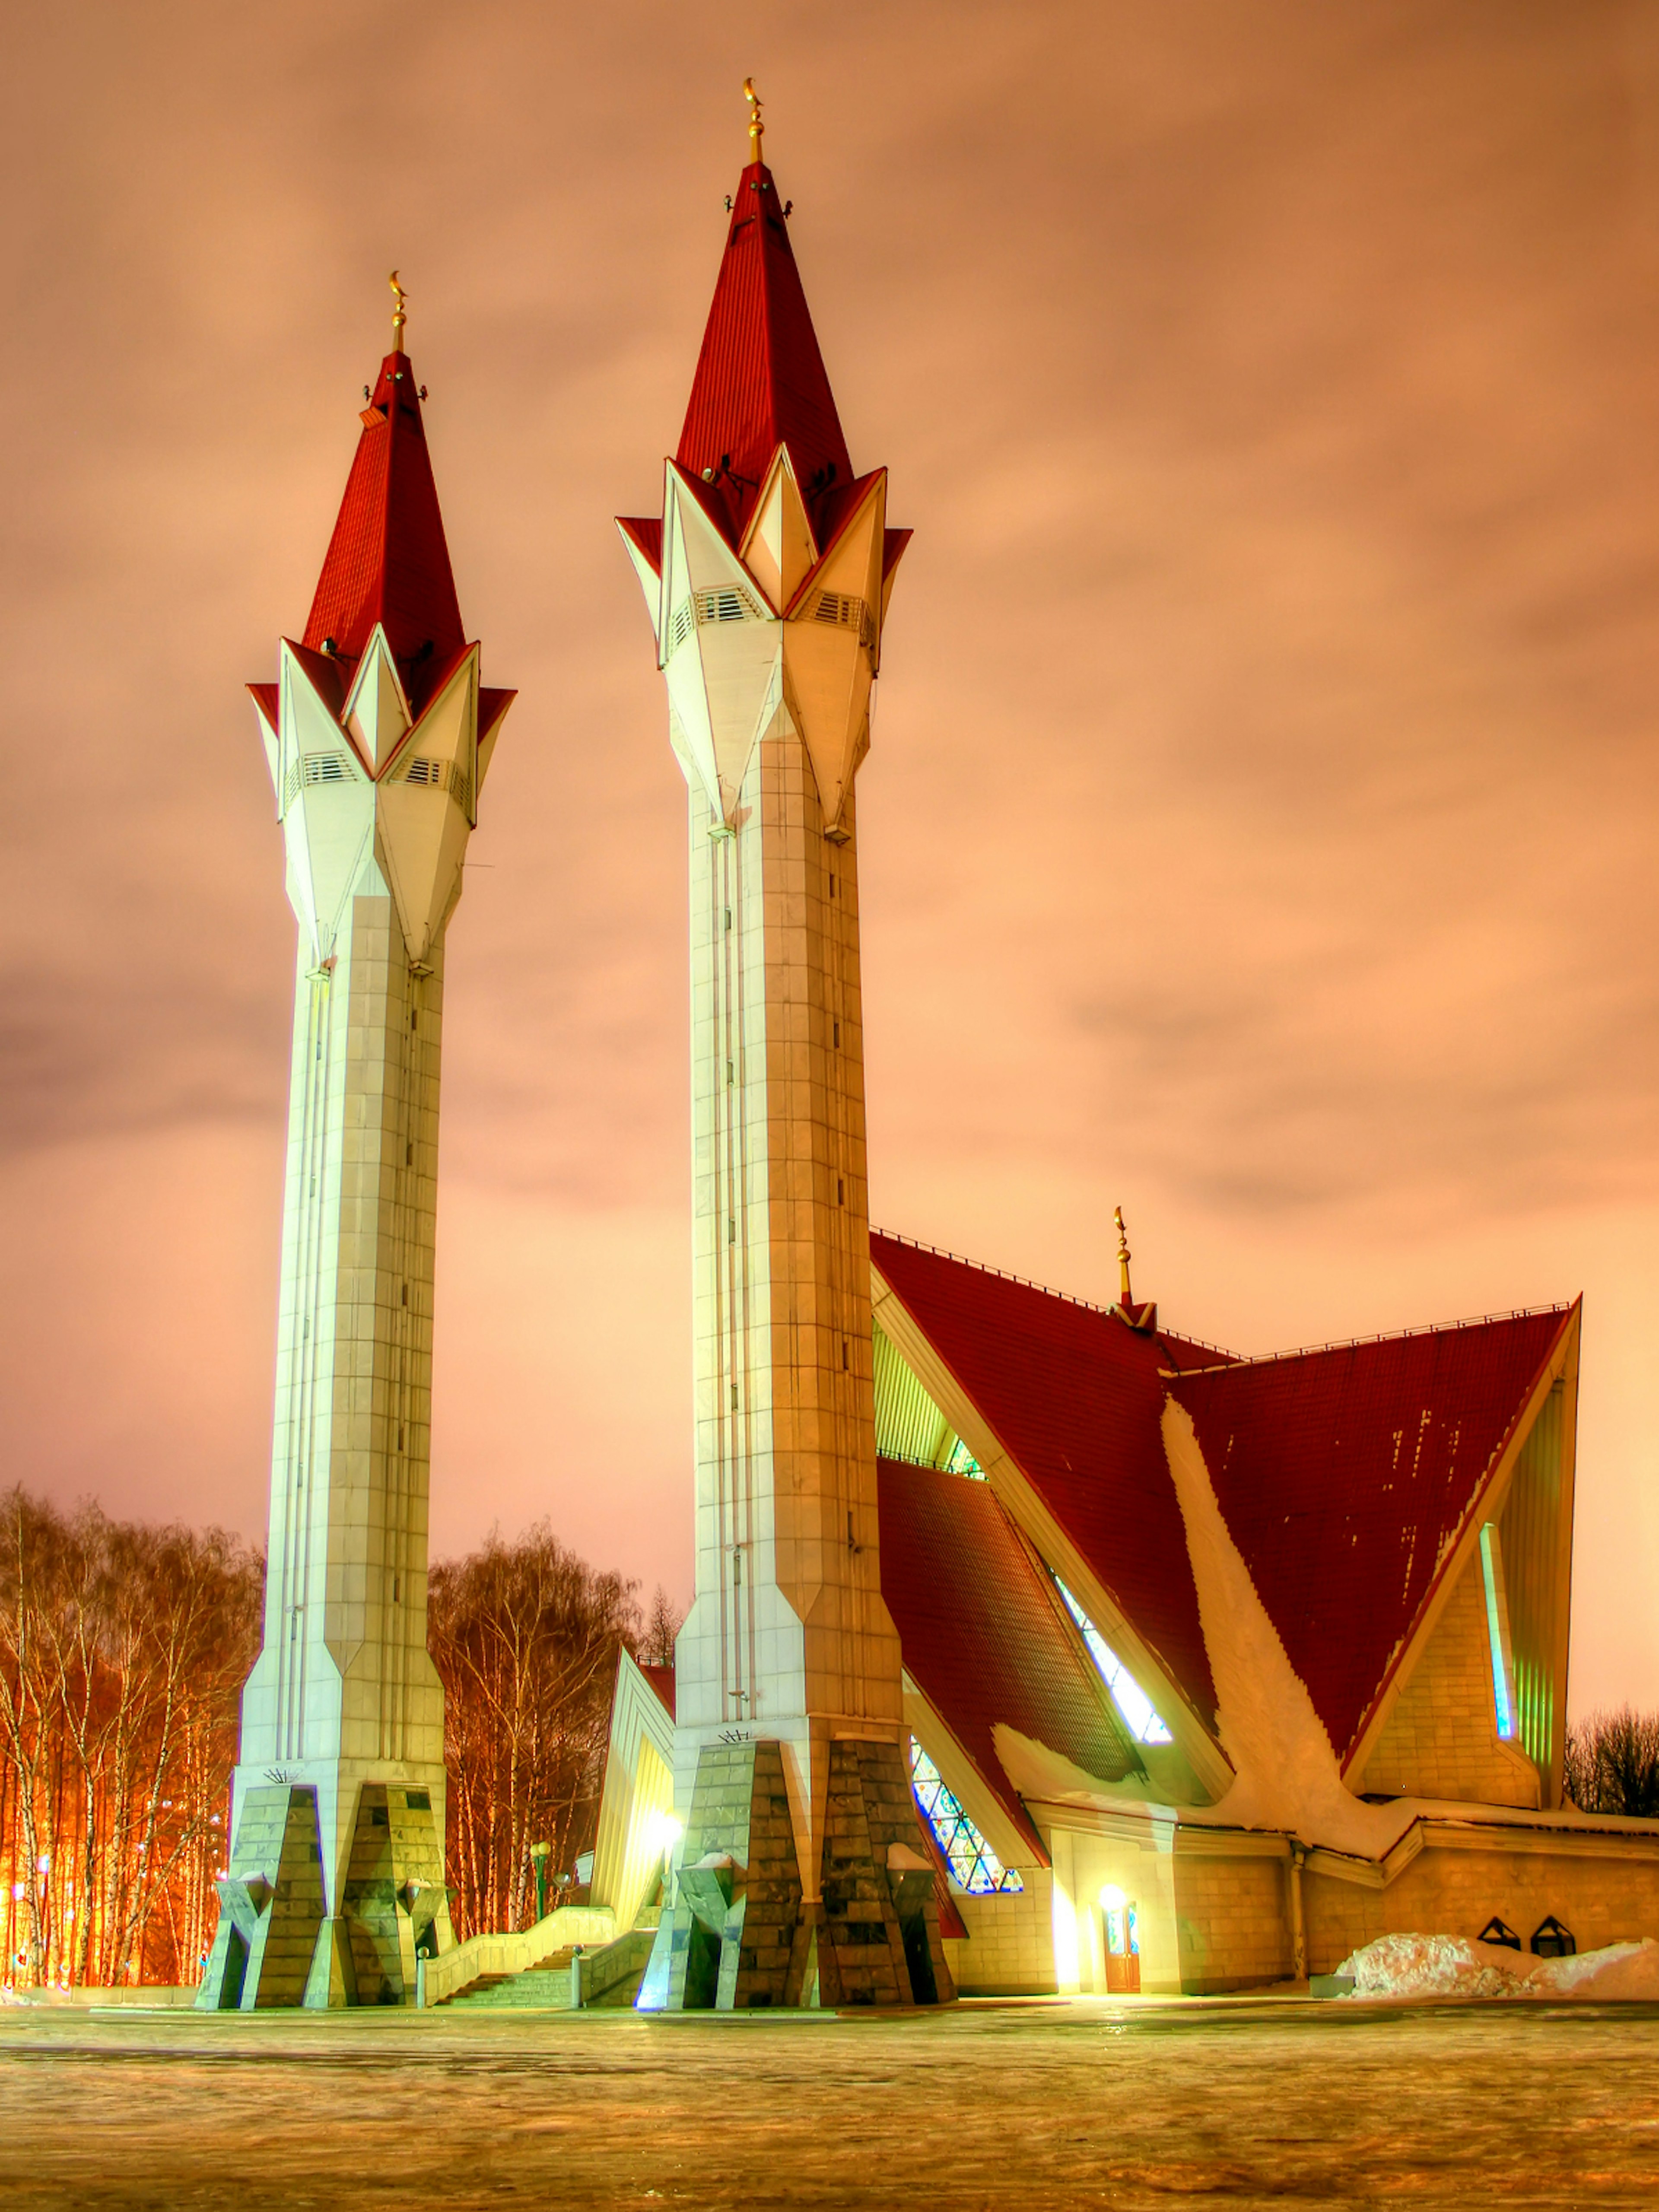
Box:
[302,351,466,712]
[676,161,854,546]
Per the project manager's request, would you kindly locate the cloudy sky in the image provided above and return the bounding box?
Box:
[3,0,1656,1709]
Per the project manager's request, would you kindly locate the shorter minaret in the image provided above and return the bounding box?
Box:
[200,279,514,2009]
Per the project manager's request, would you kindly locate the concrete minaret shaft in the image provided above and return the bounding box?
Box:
[620,102,951,2009]
[200,304,514,2010]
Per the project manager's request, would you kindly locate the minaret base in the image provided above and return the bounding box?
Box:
[638,1739,957,2010]
[197,1780,452,2010]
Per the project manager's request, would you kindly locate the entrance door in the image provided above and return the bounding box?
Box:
[1102,1894,1141,1993]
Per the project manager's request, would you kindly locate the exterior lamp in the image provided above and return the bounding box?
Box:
[645,1811,684,1856]
[529,1840,552,1923]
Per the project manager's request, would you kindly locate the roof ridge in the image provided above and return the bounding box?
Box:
[870,1226,1237,1358]
[1170,1302,1573,1375]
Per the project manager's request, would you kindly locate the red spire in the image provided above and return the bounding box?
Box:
[302,350,466,712]
[676,160,854,546]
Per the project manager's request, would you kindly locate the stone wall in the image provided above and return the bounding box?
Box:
[1170,1853,1294,1994]
[943,1870,1055,1995]
[1304,1833,1659,1975]
[1358,1554,1539,1808]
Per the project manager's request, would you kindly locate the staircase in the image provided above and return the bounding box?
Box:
[437,1926,658,2012]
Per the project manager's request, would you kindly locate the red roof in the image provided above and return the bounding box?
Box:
[877,1459,1137,1859]
[1167,1307,1574,1764]
[639,1662,676,1721]
[872,1233,1224,1730]
[617,515,663,576]
[676,161,853,547]
[302,350,465,714]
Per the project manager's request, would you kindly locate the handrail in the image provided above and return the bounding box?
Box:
[416,1904,617,2008]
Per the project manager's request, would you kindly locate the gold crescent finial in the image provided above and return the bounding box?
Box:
[389,269,408,354]
[743,76,764,164]
[1114,1205,1134,1307]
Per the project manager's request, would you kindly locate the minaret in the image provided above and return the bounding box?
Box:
[200,278,515,2010]
[619,90,951,2008]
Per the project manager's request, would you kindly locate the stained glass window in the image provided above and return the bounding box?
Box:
[943,1436,984,1479]
[1053,1578,1174,1744]
[909,1740,1023,1894]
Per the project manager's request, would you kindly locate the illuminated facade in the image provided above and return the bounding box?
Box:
[199,285,513,2010]
[591,102,1659,2003]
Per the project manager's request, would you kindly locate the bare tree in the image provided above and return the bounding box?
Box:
[2,1484,655,1980]
[0,1488,260,1990]
[1565,1707,1659,1818]
[640,1585,683,1670]
[429,1525,639,1939]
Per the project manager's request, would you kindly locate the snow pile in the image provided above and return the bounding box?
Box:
[1337,1932,1659,2001]
[1160,1401,1400,1857]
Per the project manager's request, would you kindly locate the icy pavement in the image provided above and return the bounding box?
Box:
[2,1997,1658,2209]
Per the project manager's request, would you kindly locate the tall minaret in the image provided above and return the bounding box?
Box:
[619,91,951,2009]
[200,279,514,2010]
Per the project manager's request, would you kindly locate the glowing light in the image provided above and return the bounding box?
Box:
[1479,1524,1518,1742]
[644,1810,684,1855]
[1053,1579,1174,1744]
[1099,1883,1127,1912]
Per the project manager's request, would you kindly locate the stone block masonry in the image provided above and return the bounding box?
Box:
[640,1737,953,2009]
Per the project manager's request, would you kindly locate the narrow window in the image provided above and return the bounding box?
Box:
[837,1177,845,1205]
[1479,1524,1519,1741]
[730,1384,739,1411]
[410,1010,418,1032]
[393,1576,401,1603]
[842,1340,850,1371]
[1054,1576,1174,1744]
[829,874,836,899]
[724,907,731,931]
[400,1284,409,1307]
[833,1020,840,1048]
[909,1739,1022,1894]
[405,1141,413,1166]
[397,1425,404,1450]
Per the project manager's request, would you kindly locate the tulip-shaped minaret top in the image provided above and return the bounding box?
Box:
[620,97,949,2012]
[200,286,514,2012]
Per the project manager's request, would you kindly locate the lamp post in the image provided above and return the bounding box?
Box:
[529,1840,551,1924]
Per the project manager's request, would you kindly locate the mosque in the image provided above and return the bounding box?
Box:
[203,89,1659,2012]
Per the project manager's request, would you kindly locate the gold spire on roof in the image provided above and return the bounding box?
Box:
[744,76,765,164]
[1115,1206,1134,1308]
[389,269,408,354]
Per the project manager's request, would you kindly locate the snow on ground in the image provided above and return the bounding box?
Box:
[1337,1932,1659,2000]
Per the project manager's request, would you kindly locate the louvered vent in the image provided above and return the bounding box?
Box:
[801,590,876,653]
[399,756,473,813]
[283,753,353,809]
[664,580,768,661]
